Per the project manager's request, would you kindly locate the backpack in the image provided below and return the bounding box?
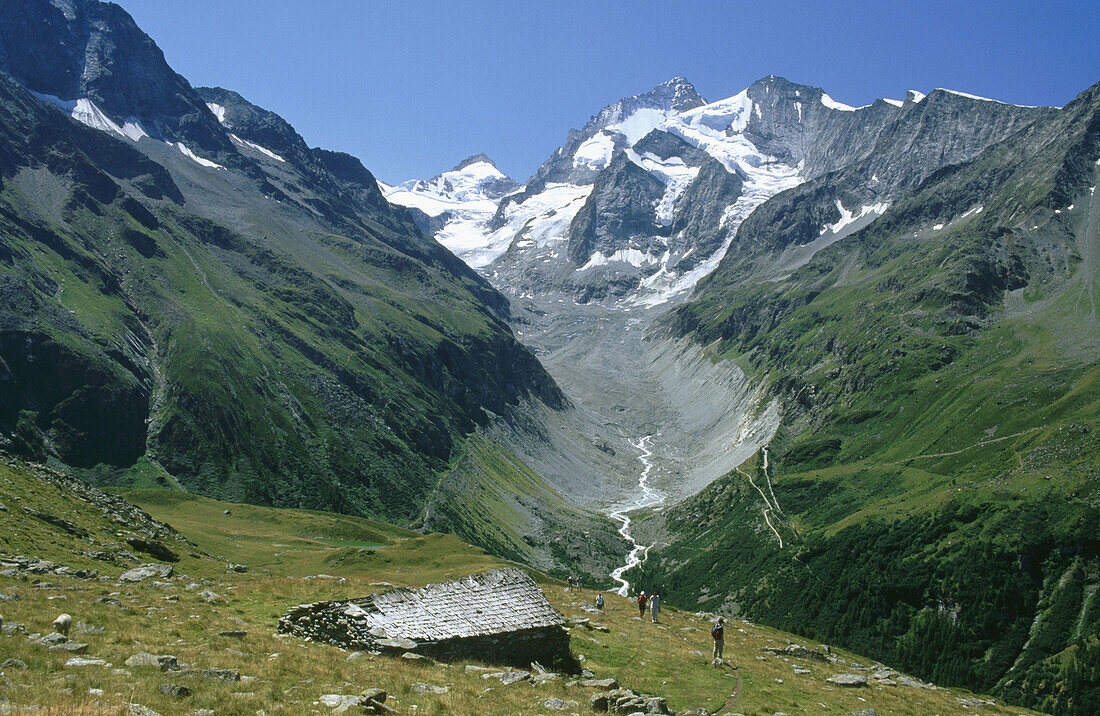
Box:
[711,623,724,639]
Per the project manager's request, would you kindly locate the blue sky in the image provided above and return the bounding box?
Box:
[119,0,1098,183]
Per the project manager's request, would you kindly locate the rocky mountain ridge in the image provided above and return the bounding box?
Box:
[389,74,1054,308]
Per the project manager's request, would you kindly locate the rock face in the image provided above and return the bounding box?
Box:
[0,0,234,158]
[278,568,571,668]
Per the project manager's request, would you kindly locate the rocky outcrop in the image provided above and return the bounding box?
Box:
[567,153,666,265]
[0,0,235,158]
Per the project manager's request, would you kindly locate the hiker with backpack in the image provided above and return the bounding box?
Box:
[595,593,604,610]
[637,591,647,618]
[711,616,725,664]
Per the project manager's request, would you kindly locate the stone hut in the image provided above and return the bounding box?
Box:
[278,568,571,667]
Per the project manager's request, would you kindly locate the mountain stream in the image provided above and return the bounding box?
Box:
[607,435,665,596]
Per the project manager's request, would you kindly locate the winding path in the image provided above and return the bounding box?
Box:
[736,451,784,549]
[710,665,743,715]
[607,435,665,596]
[889,427,1043,464]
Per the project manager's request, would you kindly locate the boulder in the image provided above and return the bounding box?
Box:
[125,652,177,671]
[124,538,179,563]
[496,671,531,685]
[544,697,578,710]
[319,694,360,710]
[202,668,240,681]
[64,657,108,667]
[159,684,191,698]
[580,678,619,689]
[411,683,448,694]
[126,704,163,716]
[119,564,173,583]
[826,673,868,687]
[36,632,69,646]
[1,658,27,669]
[360,688,387,703]
[895,675,935,689]
[198,590,221,603]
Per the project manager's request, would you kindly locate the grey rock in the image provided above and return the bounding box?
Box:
[826,673,868,687]
[73,622,105,635]
[0,593,20,601]
[530,672,563,685]
[495,670,531,685]
[159,684,191,698]
[1,658,28,669]
[360,688,387,704]
[544,697,577,710]
[201,668,240,681]
[410,682,448,694]
[119,564,173,582]
[125,652,161,668]
[126,704,163,716]
[216,630,247,638]
[49,641,88,653]
[319,694,360,710]
[580,678,619,689]
[35,631,69,646]
[125,652,178,671]
[895,675,935,689]
[64,657,108,667]
[198,590,221,603]
[125,538,179,563]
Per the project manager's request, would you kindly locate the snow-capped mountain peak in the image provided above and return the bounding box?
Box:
[382,154,521,266]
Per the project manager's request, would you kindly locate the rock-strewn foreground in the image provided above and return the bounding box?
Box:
[0,453,1040,715]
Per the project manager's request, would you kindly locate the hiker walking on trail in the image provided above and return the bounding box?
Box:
[650,592,661,623]
[595,593,604,610]
[637,591,647,618]
[711,617,725,663]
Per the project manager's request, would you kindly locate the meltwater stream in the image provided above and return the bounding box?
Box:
[607,435,666,596]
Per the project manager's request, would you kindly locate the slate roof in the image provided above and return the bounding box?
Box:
[342,568,563,642]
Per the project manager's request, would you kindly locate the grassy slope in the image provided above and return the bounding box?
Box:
[644,83,1100,713]
[418,435,628,586]
[0,455,1042,715]
[0,71,570,557]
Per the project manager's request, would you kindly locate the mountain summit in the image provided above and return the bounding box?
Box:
[0,0,234,160]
